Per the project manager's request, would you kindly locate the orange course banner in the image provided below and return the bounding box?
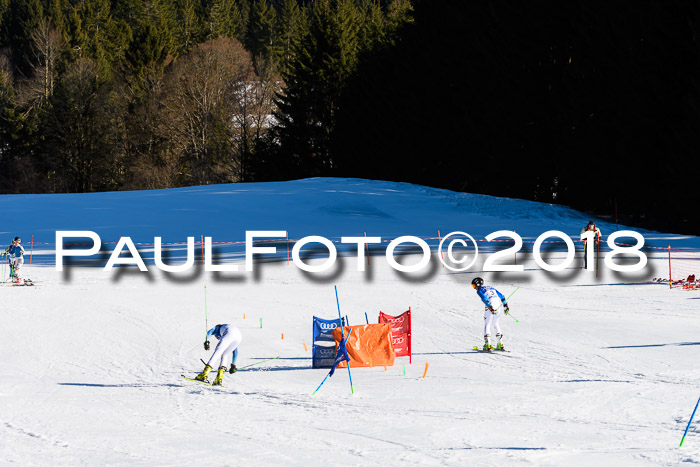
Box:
[332,324,396,368]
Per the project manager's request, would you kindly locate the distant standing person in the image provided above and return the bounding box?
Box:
[5,237,25,283]
[472,277,510,351]
[194,324,242,385]
[580,220,602,269]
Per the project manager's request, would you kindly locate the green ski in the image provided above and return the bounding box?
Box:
[473,346,511,353]
[182,375,227,388]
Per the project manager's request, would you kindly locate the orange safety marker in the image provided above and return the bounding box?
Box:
[243,313,246,319]
[422,362,430,378]
[303,342,308,352]
[281,333,284,340]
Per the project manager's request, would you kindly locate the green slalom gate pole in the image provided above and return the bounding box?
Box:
[680,396,700,447]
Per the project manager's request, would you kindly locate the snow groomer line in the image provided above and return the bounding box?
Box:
[54,229,647,274]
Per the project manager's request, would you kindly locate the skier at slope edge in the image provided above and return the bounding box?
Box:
[194,324,242,385]
[472,277,510,351]
[4,237,25,283]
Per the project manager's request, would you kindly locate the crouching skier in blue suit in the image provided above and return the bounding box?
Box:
[195,324,242,385]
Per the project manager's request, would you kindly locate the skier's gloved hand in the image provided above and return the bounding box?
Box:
[204,340,210,351]
[504,304,510,314]
[229,364,237,374]
[488,306,495,314]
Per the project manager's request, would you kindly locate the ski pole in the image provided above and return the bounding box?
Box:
[505,311,519,323]
[680,396,700,447]
[494,287,520,322]
[238,356,280,370]
[202,356,280,371]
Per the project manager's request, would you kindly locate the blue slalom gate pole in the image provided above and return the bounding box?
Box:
[681,396,700,447]
[313,373,331,395]
[335,286,354,394]
[365,312,369,324]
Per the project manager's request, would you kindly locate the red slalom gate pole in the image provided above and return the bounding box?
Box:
[364,232,370,266]
[668,245,672,289]
[286,231,290,265]
[409,306,412,364]
[437,229,444,267]
[30,235,34,264]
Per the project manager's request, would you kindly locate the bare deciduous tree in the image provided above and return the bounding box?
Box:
[24,19,64,107]
[233,55,281,181]
[160,37,257,185]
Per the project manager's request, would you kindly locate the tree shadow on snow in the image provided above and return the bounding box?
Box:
[606,342,700,349]
[58,382,180,388]
[412,351,474,356]
[243,366,312,372]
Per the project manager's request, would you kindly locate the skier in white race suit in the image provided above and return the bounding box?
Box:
[472,277,510,351]
[194,324,242,385]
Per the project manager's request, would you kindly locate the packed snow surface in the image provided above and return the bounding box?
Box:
[0,178,698,466]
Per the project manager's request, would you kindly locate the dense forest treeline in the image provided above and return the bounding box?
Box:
[0,0,412,191]
[1,1,699,235]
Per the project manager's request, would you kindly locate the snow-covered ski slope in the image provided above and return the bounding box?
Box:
[1,178,699,466]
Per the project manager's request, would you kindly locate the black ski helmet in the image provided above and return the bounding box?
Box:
[471,277,484,289]
[13,236,20,242]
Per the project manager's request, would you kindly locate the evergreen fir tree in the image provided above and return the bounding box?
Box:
[174,0,204,54]
[208,0,245,40]
[276,0,307,77]
[356,0,384,52]
[246,0,279,65]
[0,0,10,43]
[46,0,71,44]
[272,0,362,176]
[7,0,44,75]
